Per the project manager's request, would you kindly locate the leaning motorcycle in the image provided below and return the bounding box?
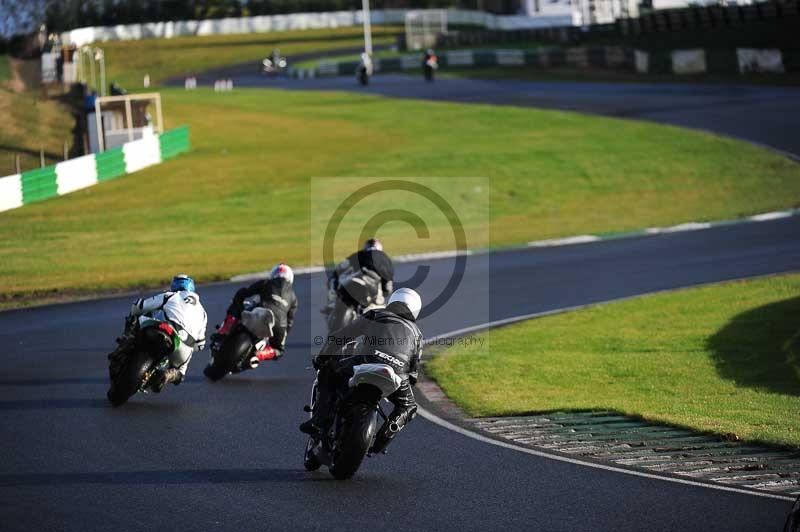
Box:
[203,298,277,382]
[423,54,438,82]
[326,269,383,332]
[106,318,184,406]
[303,358,402,479]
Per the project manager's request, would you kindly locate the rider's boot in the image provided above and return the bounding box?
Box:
[151,368,183,393]
[299,419,321,437]
[370,405,417,454]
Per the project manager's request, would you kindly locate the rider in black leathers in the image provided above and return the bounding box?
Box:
[223,263,298,358]
[324,238,394,313]
[301,288,423,453]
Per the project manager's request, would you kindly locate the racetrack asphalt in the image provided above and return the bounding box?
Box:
[175,69,800,159]
[1,215,798,531]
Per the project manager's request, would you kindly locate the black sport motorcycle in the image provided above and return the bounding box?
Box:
[302,358,402,480]
[204,299,277,382]
[106,318,182,406]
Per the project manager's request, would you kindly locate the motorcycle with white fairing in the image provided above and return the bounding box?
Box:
[303,358,402,479]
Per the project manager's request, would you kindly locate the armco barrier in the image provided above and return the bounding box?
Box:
[159,126,191,160]
[21,167,58,205]
[294,45,787,79]
[0,126,190,214]
[95,147,126,182]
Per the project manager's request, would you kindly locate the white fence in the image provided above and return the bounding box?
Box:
[61,9,574,47]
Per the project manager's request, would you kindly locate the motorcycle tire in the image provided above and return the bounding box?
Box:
[329,401,376,480]
[107,350,154,406]
[218,331,254,377]
[203,361,228,382]
[303,438,322,471]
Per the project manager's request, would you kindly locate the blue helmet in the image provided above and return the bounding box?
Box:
[170,274,195,293]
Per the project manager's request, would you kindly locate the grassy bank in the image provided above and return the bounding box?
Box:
[101,27,400,88]
[427,274,800,449]
[0,55,10,83]
[0,88,75,175]
[0,87,799,302]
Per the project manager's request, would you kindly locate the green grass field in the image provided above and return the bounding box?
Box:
[102,27,400,89]
[427,274,800,449]
[1,86,799,305]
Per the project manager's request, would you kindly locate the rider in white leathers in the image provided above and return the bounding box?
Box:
[127,274,208,389]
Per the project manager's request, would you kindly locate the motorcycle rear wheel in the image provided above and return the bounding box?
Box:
[203,361,228,382]
[107,350,154,406]
[329,402,376,480]
[215,331,254,379]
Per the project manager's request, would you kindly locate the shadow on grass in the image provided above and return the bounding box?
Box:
[706,296,800,396]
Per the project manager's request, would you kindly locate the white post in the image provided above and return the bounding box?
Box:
[124,98,134,142]
[89,49,96,92]
[362,0,373,56]
[94,99,104,153]
[155,94,164,134]
[98,50,106,96]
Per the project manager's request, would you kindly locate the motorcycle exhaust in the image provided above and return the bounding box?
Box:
[388,422,401,433]
[248,355,260,369]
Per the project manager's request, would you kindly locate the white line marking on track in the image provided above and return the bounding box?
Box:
[749,211,794,222]
[416,407,795,502]
[420,280,800,503]
[527,235,600,247]
[646,222,712,234]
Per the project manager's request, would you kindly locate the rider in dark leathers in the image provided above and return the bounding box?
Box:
[222,263,298,358]
[324,238,394,313]
[301,288,423,453]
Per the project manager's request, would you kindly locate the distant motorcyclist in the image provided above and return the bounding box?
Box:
[124,274,207,391]
[301,288,423,454]
[213,263,298,360]
[357,52,373,85]
[323,238,393,315]
[422,49,437,82]
[109,81,127,96]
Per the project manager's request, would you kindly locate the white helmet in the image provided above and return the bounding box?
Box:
[388,288,422,320]
[270,263,294,284]
[364,238,383,252]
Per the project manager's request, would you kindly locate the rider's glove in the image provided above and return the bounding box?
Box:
[123,315,137,334]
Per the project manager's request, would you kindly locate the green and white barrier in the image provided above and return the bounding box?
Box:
[292,45,789,79]
[289,47,639,78]
[0,126,190,214]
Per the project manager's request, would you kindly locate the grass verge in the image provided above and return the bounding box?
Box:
[101,27,400,88]
[0,88,75,175]
[0,87,798,302]
[0,55,10,83]
[427,273,800,449]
